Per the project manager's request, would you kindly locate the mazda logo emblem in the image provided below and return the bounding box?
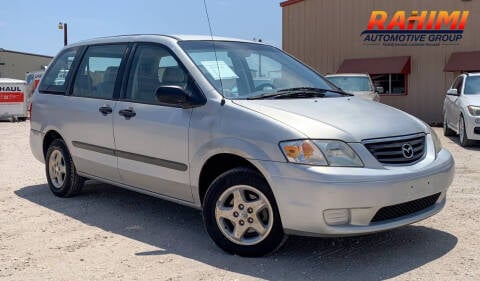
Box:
[401,143,414,159]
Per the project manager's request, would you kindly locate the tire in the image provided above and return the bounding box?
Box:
[203,167,286,257]
[443,114,455,136]
[459,115,474,147]
[45,139,85,197]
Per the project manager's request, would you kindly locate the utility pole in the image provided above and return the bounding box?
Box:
[58,22,68,46]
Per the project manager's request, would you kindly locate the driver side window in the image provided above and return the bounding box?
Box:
[125,45,189,104]
[456,77,464,94]
[452,76,463,94]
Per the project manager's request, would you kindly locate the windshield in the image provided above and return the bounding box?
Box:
[178,41,339,99]
[326,76,373,92]
[464,76,480,95]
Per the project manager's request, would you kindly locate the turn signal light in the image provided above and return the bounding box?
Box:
[284,145,300,158]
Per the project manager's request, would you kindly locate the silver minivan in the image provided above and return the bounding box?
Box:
[30,35,454,257]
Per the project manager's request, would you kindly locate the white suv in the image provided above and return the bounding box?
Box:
[443,73,480,146]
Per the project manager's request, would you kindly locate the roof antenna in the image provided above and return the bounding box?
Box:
[203,0,225,105]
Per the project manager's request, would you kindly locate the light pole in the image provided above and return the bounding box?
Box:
[58,22,68,46]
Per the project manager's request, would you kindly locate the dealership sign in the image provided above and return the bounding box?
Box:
[362,10,469,46]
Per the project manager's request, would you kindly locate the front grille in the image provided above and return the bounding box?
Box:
[364,134,426,165]
[474,127,480,134]
[371,193,441,223]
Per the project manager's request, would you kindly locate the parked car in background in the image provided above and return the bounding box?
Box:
[30,35,454,257]
[443,73,480,146]
[325,73,380,101]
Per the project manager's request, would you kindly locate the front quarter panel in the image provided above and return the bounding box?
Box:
[189,98,305,203]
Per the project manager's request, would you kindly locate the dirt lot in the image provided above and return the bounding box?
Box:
[0,121,479,281]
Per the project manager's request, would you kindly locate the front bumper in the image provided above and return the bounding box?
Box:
[464,113,480,141]
[256,149,455,237]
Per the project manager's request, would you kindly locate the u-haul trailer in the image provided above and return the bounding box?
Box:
[25,71,43,103]
[0,78,27,121]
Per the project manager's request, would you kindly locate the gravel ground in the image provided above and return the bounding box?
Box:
[0,121,479,281]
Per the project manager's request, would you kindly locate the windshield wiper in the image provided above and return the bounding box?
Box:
[247,87,352,100]
[277,87,352,96]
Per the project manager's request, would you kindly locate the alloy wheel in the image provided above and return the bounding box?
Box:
[48,150,66,188]
[215,185,274,246]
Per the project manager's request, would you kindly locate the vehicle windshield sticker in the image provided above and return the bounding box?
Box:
[200,61,239,80]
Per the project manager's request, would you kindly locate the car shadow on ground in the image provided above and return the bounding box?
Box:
[16,182,457,281]
[445,135,480,151]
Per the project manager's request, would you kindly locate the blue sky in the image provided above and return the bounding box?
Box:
[0,0,282,56]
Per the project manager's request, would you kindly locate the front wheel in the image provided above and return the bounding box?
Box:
[459,115,474,147]
[203,168,286,257]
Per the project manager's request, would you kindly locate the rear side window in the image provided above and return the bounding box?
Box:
[39,48,78,94]
[71,44,127,99]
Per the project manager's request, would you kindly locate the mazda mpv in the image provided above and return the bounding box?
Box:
[30,35,455,256]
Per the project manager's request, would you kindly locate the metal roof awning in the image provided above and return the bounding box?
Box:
[337,56,411,74]
[280,0,304,7]
[444,51,480,72]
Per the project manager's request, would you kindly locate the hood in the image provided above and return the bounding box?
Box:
[464,94,480,105]
[233,97,427,142]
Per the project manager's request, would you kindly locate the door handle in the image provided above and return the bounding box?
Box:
[99,105,113,115]
[119,107,136,119]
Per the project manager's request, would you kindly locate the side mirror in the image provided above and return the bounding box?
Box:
[447,88,458,96]
[375,86,384,94]
[155,86,192,108]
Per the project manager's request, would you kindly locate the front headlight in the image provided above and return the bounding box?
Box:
[279,140,328,166]
[430,127,442,155]
[467,105,480,116]
[279,140,363,167]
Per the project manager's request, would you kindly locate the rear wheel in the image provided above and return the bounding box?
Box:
[443,114,455,136]
[45,139,85,197]
[459,115,474,147]
[203,168,286,257]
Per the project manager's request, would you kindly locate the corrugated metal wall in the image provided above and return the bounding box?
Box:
[282,0,480,123]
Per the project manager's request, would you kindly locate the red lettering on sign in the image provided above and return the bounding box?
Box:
[0,92,24,103]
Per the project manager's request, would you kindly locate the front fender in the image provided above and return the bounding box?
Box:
[189,137,289,208]
[189,136,280,192]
